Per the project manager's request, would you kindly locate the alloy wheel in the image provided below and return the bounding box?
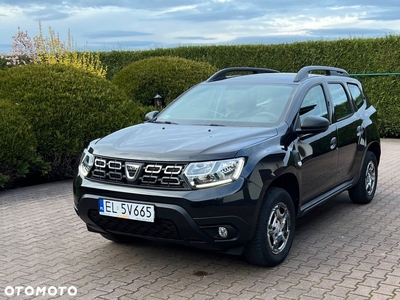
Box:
[267,202,291,254]
[365,160,376,196]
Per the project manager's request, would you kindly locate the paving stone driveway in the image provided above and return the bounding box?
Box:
[1,139,399,300]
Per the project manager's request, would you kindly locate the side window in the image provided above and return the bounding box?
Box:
[348,84,365,109]
[328,83,352,121]
[300,85,328,122]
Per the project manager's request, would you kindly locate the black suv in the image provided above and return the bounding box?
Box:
[74,66,380,266]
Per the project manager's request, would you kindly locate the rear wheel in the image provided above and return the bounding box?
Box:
[100,233,135,243]
[349,151,378,204]
[244,187,295,267]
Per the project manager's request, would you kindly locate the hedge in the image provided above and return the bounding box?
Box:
[0,57,7,70]
[0,64,147,180]
[100,35,400,137]
[0,100,49,188]
[112,56,217,106]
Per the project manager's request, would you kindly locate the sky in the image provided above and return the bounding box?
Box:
[0,0,400,54]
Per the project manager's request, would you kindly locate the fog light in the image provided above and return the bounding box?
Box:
[218,226,228,239]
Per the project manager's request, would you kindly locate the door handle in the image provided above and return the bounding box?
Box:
[330,137,337,150]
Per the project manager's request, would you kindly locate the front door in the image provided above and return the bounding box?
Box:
[295,84,338,202]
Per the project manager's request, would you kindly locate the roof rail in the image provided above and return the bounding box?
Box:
[206,67,279,82]
[294,66,349,82]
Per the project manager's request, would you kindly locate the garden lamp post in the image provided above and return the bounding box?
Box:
[153,94,164,109]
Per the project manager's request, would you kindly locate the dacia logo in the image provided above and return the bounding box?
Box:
[125,163,142,181]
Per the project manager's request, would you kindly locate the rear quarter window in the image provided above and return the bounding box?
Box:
[348,83,365,109]
[328,83,352,121]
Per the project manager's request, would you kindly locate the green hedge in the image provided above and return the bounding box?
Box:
[4,37,400,137]
[0,64,146,180]
[0,57,7,70]
[100,35,400,137]
[0,100,49,188]
[112,56,217,106]
[357,76,400,137]
[100,36,400,78]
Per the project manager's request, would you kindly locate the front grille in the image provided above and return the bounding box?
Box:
[89,156,188,189]
[89,210,181,240]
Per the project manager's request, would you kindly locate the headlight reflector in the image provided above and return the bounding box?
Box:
[184,158,245,188]
[79,148,94,177]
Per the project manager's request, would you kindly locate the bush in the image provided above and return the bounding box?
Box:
[0,100,49,188]
[112,56,217,106]
[0,56,7,70]
[0,64,145,180]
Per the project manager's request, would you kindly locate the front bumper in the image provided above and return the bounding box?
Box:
[73,175,262,255]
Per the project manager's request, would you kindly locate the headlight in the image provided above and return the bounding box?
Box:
[184,158,245,188]
[78,148,94,177]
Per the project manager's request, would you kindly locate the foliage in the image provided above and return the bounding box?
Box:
[100,35,400,137]
[35,23,107,77]
[0,64,145,179]
[1,22,107,77]
[0,57,6,70]
[0,100,49,188]
[357,76,400,137]
[112,56,217,106]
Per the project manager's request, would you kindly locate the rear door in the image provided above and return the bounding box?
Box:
[327,82,364,185]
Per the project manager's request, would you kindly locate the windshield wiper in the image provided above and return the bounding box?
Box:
[209,123,225,127]
[154,120,178,124]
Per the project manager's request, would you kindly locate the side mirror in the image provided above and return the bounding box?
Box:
[296,115,329,135]
[144,110,159,121]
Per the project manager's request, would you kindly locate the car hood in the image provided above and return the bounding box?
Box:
[92,123,277,161]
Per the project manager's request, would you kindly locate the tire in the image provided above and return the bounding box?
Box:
[244,187,295,267]
[349,151,378,204]
[100,233,135,243]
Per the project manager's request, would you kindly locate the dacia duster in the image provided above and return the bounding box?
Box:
[74,66,380,266]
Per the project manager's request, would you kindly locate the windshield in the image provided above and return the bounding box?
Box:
[155,81,295,127]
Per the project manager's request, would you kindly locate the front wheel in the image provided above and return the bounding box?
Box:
[349,151,378,204]
[244,187,295,267]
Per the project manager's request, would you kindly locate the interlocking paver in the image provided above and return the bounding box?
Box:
[1,139,400,299]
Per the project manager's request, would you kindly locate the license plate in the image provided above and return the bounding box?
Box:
[99,198,155,223]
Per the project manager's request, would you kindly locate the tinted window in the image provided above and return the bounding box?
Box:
[300,85,328,122]
[329,83,352,120]
[348,84,364,109]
